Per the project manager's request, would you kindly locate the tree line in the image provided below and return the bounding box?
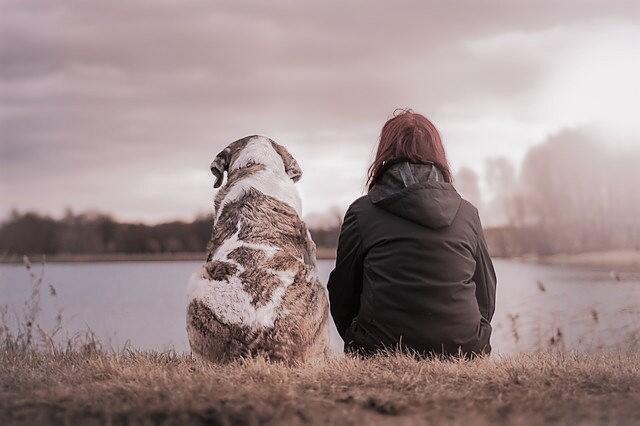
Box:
[458,129,640,256]
[0,210,340,257]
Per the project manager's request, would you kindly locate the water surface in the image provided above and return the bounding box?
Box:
[1,259,638,354]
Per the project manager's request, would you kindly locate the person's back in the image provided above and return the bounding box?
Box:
[327,110,496,357]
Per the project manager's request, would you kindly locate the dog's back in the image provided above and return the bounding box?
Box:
[187,136,330,363]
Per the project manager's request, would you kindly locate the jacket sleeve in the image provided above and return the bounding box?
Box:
[473,216,497,323]
[327,204,364,339]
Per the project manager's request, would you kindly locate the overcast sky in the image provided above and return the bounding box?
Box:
[1,0,639,223]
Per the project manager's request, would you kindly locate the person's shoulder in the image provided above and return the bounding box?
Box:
[458,198,479,217]
[344,195,367,212]
[457,198,482,227]
[342,195,370,223]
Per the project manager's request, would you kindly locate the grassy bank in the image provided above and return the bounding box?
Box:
[1,348,639,425]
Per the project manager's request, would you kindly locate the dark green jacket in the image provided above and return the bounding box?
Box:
[327,161,496,356]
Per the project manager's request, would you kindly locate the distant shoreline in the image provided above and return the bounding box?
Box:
[528,250,640,273]
[2,249,639,273]
[0,248,339,264]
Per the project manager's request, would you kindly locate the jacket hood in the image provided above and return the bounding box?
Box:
[369,162,462,228]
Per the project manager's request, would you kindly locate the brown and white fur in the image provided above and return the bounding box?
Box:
[187,135,332,364]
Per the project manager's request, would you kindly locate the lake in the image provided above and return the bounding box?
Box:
[1,259,639,355]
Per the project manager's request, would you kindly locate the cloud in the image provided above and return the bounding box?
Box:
[1,0,639,221]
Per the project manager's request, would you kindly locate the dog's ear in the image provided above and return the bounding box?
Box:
[271,141,302,182]
[210,147,231,188]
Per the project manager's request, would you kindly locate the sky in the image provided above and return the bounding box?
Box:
[1,0,639,224]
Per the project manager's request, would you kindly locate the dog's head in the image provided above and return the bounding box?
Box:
[210,135,302,188]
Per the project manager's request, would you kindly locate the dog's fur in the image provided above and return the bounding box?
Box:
[186,135,331,364]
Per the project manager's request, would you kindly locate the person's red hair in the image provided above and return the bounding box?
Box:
[367,109,452,190]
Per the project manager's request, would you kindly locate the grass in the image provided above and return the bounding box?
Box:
[1,348,640,425]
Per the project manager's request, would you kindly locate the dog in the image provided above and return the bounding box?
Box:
[186,135,332,364]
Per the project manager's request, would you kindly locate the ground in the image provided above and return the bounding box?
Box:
[1,348,639,425]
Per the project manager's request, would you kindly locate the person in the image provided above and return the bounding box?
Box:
[327,109,496,358]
